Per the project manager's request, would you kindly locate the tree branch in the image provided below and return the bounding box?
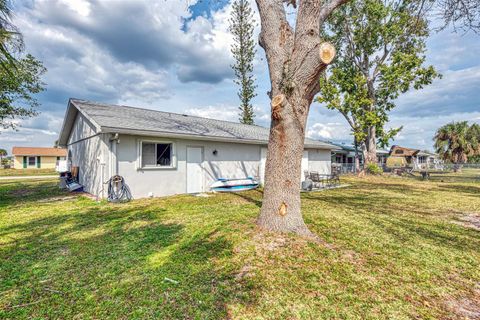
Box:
[256,0,294,95]
[319,0,351,25]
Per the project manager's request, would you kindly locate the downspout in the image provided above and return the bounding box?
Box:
[109,133,120,177]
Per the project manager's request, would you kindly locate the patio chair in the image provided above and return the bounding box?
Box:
[309,171,324,188]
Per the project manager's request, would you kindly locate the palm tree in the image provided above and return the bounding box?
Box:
[0,0,23,72]
[434,121,478,172]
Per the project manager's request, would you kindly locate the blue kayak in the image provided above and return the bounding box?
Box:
[210,177,259,192]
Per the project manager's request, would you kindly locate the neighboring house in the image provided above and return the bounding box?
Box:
[12,147,67,169]
[57,99,340,199]
[387,145,441,170]
[331,143,389,167]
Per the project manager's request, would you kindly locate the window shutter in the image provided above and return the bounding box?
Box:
[23,156,27,169]
[37,156,41,168]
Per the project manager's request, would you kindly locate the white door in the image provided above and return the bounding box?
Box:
[301,151,309,181]
[260,147,268,185]
[187,147,203,193]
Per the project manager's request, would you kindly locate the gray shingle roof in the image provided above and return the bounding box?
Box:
[63,99,338,149]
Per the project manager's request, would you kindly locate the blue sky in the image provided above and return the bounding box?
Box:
[1,0,479,153]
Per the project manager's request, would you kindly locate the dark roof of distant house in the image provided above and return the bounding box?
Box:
[58,99,340,150]
[12,147,67,157]
[331,143,389,154]
[389,145,420,157]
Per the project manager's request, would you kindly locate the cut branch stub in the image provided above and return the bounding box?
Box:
[318,42,336,64]
[278,202,287,216]
[271,94,285,120]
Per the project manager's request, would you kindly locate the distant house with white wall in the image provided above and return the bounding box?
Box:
[57,99,340,199]
[12,147,66,169]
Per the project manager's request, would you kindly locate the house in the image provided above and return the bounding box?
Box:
[387,145,441,170]
[331,143,389,171]
[57,99,340,199]
[12,147,67,169]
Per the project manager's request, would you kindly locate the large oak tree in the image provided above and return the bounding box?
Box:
[255,0,345,236]
[317,0,439,165]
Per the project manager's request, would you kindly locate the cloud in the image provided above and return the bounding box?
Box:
[185,105,239,121]
[21,0,233,84]
[307,122,351,141]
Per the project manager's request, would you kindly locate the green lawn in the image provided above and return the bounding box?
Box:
[0,172,479,319]
[0,168,56,176]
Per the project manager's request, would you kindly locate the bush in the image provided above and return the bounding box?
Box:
[366,163,383,175]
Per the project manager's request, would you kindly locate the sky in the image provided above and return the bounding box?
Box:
[1,0,479,154]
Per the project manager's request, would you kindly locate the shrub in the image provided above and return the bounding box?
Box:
[366,163,383,175]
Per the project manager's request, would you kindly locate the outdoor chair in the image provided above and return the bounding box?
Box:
[309,171,324,188]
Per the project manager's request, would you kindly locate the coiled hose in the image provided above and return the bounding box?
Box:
[107,175,133,203]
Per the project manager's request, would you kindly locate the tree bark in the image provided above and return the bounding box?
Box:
[257,91,313,236]
[364,125,377,165]
[255,0,347,236]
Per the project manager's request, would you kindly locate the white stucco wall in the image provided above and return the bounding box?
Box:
[307,148,332,175]
[67,113,110,197]
[115,135,333,199]
[116,135,262,199]
[65,122,333,199]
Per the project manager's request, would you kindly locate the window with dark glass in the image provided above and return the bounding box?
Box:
[28,156,36,166]
[141,142,172,167]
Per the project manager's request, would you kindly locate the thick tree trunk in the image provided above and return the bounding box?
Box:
[364,125,377,165]
[257,92,313,236]
[254,0,347,236]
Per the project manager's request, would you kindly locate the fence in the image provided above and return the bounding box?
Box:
[332,162,480,175]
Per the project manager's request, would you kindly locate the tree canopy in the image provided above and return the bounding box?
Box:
[434,121,480,163]
[0,0,46,130]
[229,0,257,125]
[317,0,440,163]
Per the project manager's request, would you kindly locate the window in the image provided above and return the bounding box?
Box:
[28,156,36,166]
[395,149,404,155]
[141,142,174,168]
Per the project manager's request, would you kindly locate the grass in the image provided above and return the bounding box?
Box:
[0,168,56,176]
[0,171,479,319]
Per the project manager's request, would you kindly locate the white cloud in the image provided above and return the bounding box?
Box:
[307,122,351,141]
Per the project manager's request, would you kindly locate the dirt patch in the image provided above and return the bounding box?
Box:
[37,195,78,203]
[454,214,480,231]
[445,286,480,319]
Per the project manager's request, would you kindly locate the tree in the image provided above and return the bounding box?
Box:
[317,0,439,166]
[0,148,6,163]
[255,0,345,236]
[0,54,46,129]
[436,0,480,32]
[0,0,23,72]
[230,0,257,125]
[434,121,479,171]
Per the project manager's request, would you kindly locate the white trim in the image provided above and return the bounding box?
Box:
[137,139,177,170]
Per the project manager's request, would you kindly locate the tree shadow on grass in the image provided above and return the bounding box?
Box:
[0,180,69,209]
[0,202,252,319]
[363,214,480,254]
[437,184,480,196]
[229,188,264,208]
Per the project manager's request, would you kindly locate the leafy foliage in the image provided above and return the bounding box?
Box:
[229,0,257,125]
[0,54,46,129]
[366,162,383,175]
[434,121,480,163]
[0,0,23,73]
[317,0,439,153]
